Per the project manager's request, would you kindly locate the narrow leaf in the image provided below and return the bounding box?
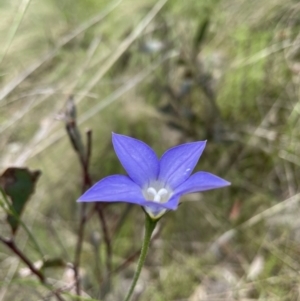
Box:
[194,18,210,50]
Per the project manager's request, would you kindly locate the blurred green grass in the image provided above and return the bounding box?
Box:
[1,0,300,300]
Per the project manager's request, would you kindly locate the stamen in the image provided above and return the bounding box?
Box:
[157,188,168,197]
[146,187,168,203]
[147,187,157,196]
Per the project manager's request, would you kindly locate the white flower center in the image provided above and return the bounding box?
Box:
[142,182,173,220]
[146,187,168,203]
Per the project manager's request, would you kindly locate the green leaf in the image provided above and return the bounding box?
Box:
[0,167,41,234]
[41,257,66,270]
[194,18,210,50]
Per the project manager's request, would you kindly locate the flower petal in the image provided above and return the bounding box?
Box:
[112,133,159,187]
[163,195,180,210]
[143,195,180,219]
[174,171,230,196]
[78,175,146,204]
[158,141,206,188]
[78,175,174,210]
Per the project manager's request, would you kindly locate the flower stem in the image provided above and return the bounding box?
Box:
[123,214,157,301]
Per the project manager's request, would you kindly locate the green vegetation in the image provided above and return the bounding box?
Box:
[1,0,300,300]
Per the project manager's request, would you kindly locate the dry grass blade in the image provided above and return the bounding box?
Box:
[0,0,31,65]
[4,0,169,166]
[213,193,300,250]
[231,41,299,69]
[71,0,169,106]
[24,51,178,162]
[0,0,122,102]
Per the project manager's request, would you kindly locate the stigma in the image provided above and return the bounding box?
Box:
[146,187,168,203]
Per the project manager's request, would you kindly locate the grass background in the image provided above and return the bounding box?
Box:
[1,0,300,300]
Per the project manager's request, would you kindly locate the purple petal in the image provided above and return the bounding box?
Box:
[78,175,145,204]
[158,141,206,189]
[78,175,174,210]
[163,195,180,210]
[112,133,159,187]
[174,171,230,196]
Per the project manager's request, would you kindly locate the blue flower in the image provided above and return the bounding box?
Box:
[78,133,230,219]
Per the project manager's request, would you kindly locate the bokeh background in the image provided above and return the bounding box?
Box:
[1,0,300,300]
